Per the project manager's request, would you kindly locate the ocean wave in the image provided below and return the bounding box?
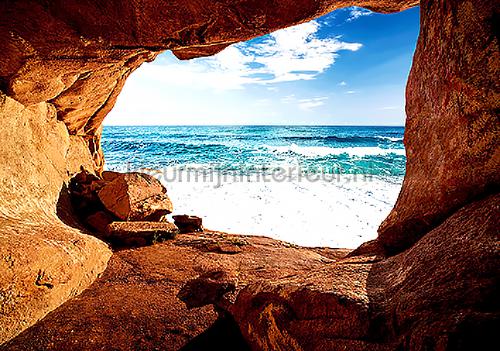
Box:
[266,144,406,157]
[375,136,404,142]
[282,135,403,143]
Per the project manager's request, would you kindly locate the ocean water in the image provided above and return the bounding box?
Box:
[101,125,405,248]
[102,125,405,176]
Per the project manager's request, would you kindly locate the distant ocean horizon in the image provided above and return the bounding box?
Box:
[102,125,406,177]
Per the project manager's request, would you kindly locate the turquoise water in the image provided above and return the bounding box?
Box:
[102,125,405,176]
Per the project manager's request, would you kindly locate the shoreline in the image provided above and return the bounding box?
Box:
[162,172,403,249]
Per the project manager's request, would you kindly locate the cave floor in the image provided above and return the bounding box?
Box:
[2,231,367,350]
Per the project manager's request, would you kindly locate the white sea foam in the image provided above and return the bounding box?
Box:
[163,173,403,249]
[266,143,406,157]
[376,136,404,142]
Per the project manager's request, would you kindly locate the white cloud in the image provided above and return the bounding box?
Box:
[143,20,362,91]
[345,90,357,94]
[278,94,328,110]
[298,97,329,111]
[243,21,360,84]
[346,7,373,22]
[339,81,348,86]
[318,13,336,26]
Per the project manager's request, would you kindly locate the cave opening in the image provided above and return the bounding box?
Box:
[2,0,499,348]
[98,6,420,249]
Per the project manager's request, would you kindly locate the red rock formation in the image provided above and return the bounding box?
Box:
[0,1,416,342]
[97,172,173,221]
[2,195,498,350]
[227,195,500,350]
[173,215,204,233]
[0,93,111,345]
[378,0,500,254]
[0,233,351,350]
[106,221,179,247]
[0,0,498,347]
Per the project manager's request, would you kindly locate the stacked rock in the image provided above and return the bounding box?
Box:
[70,170,178,248]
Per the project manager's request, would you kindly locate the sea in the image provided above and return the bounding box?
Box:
[102,125,405,176]
[101,125,406,248]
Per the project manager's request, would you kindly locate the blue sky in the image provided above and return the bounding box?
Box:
[106,6,420,126]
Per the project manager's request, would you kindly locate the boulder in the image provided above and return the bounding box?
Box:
[98,172,173,221]
[106,221,179,247]
[173,215,204,233]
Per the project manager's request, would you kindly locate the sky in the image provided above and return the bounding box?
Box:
[105,6,420,126]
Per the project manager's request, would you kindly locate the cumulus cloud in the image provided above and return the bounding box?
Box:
[339,81,348,86]
[346,7,373,22]
[144,20,362,90]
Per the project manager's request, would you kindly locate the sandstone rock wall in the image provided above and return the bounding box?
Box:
[0,93,111,344]
[378,0,500,253]
[0,0,499,346]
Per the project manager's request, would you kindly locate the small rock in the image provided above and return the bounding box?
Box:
[106,221,179,248]
[172,215,203,233]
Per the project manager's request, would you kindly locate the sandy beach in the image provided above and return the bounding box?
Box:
[163,171,402,248]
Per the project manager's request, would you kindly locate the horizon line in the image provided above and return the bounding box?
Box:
[103,124,406,127]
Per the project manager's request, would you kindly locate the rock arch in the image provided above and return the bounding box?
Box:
[0,0,498,348]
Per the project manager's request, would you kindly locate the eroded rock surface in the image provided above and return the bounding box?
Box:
[106,221,179,247]
[2,195,498,351]
[0,93,112,345]
[227,194,499,350]
[1,233,349,350]
[98,172,174,221]
[378,0,500,253]
[1,0,499,347]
